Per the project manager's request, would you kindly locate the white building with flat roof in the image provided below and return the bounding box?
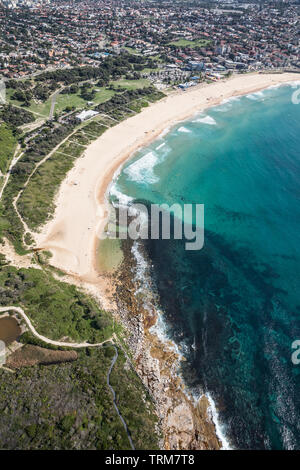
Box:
[76,110,99,122]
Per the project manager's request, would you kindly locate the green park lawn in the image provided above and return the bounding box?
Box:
[112,78,150,90]
[6,86,115,118]
[169,38,211,48]
[6,88,52,117]
[54,87,115,114]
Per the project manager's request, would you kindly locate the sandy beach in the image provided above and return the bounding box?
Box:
[34,72,300,285]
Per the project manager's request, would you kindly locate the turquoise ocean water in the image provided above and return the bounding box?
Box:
[111,83,300,449]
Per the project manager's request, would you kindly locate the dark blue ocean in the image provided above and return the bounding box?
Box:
[112,83,300,449]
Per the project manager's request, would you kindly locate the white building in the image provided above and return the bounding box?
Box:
[76,110,99,122]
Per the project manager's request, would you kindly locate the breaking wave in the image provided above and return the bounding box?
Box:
[131,239,232,451]
[178,126,192,133]
[193,115,217,125]
[124,150,160,184]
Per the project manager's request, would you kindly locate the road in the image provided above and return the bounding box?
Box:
[49,89,60,120]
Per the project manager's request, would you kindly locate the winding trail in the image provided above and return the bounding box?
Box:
[0,145,23,200]
[0,306,112,348]
[0,123,137,446]
[0,306,136,449]
[13,125,86,247]
[106,345,135,450]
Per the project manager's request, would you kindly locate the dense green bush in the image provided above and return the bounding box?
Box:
[0,266,113,342]
[0,123,17,174]
[0,347,159,450]
[0,105,34,128]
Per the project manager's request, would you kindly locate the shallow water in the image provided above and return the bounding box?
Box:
[0,316,21,345]
[112,83,300,449]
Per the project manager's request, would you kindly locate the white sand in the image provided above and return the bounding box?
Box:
[34,72,300,283]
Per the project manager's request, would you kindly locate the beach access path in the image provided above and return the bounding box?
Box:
[0,306,113,348]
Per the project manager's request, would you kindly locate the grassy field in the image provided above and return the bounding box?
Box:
[1,122,75,253]
[141,65,161,74]
[112,78,150,90]
[17,145,80,230]
[6,86,116,119]
[0,123,17,175]
[6,78,151,123]
[93,88,115,104]
[6,88,52,118]
[54,92,86,113]
[169,38,212,48]
[17,122,107,230]
[54,88,115,114]
[124,46,141,55]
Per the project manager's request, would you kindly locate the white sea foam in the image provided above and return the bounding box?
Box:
[131,241,150,288]
[193,115,217,125]
[282,425,296,450]
[150,310,187,360]
[112,80,300,449]
[109,182,134,207]
[267,83,282,90]
[287,80,300,89]
[245,90,265,101]
[187,385,232,450]
[222,96,241,104]
[107,157,135,207]
[131,241,186,361]
[156,142,166,150]
[214,103,232,113]
[152,311,232,451]
[253,90,265,97]
[214,96,240,112]
[158,127,171,138]
[124,150,160,184]
[206,392,232,450]
[268,80,300,90]
[245,93,259,100]
[131,239,233,450]
[178,126,191,133]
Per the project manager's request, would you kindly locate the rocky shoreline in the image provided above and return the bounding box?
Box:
[110,238,221,450]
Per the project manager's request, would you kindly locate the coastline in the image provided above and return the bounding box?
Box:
[33,72,300,449]
[34,72,300,286]
[113,237,223,449]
